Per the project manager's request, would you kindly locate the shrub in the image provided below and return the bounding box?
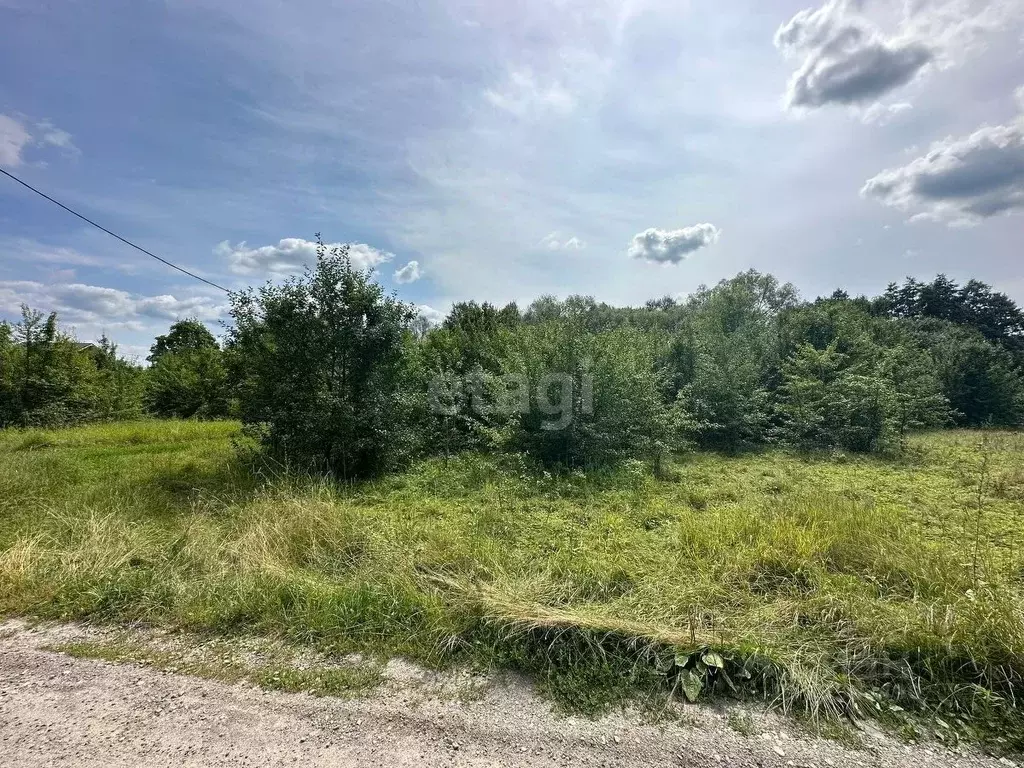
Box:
[501,321,673,468]
[226,235,417,480]
[0,306,143,428]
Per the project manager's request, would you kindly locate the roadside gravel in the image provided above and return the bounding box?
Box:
[0,619,1016,768]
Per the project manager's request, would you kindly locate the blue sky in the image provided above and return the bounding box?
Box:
[2,0,1023,359]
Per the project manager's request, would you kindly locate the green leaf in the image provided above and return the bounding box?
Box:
[680,669,703,703]
[701,651,725,669]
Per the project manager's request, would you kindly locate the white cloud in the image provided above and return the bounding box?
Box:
[1016,85,1024,112]
[0,239,102,268]
[417,304,446,326]
[628,224,721,265]
[35,119,78,154]
[861,98,1024,224]
[0,114,32,166]
[393,260,422,284]
[0,280,226,336]
[775,0,934,110]
[0,115,78,165]
[861,101,913,125]
[774,0,1020,113]
[484,69,576,118]
[216,238,394,276]
[540,232,586,251]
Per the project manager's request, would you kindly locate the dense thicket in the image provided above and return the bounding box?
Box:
[0,306,144,427]
[2,263,1022,474]
[145,319,230,419]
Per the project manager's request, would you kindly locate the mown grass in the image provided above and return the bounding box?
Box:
[1,421,1023,748]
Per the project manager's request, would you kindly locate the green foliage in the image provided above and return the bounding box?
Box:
[148,318,219,363]
[227,235,417,480]
[0,306,144,428]
[146,347,229,419]
[775,299,950,452]
[415,301,521,453]
[876,275,1024,356]
[144,319,229,420]
[906,319,1024,427]
[502,320,673,468]
[4,264,1022,460]
[672,271,795,452]
[775,341,948,453]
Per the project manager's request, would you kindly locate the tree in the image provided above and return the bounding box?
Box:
[227,235,417,480]
[146,347,229,419]
[148,319,219,363]
[907,319,1024,426]
[672,271,796,452]
[0,321,16,426]
[502,320,673,468]
[91,334,146,421]
[0,305,143,427]
[875,276,1024,356]
[145,320,228,419]
[774,342,845,451]
[415,301,521,453]
[776,340,948,454]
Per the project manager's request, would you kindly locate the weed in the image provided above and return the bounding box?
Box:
[3,421,1024,749]
[727,710,756,736]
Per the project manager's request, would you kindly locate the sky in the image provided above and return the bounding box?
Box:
[1,0,1023,360]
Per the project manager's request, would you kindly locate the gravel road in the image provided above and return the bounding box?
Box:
[0,619,1016,768]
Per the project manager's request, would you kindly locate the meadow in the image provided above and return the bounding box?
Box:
[2,421,1023,746]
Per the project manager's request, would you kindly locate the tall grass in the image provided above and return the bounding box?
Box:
[1,421,1023,744]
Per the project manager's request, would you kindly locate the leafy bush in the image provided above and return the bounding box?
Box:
[906,319,1024,427]
[144,319,230,420]
[0,306,144,428]
[501,321,673,468]
[226,235,417,480]
[146,348,229,419]
[672,271,795,452]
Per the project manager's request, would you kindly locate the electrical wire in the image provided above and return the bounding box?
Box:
[0,166,231,293]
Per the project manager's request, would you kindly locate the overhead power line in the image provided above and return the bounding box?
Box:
[0,166,231,294]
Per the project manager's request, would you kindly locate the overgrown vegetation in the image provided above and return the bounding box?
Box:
[3,244,1023,468]
[0,306,144,427]
[1,422,1023,748]
[3,241,1024,745]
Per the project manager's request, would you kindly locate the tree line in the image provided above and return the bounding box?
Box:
[2,237,1022,477]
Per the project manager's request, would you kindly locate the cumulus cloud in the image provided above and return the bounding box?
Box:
[393,260,422,284]
[0,114,32,166]
[216,238,394,276]
[628,224,721,264]
[861,98,1024,224]
[540,232,586,251]
[774,0,1021,113]
[775,0,934,109]
[417,304,446,326]
[0,280,226,334]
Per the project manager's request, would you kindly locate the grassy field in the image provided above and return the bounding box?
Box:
[1,421,1023,746]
